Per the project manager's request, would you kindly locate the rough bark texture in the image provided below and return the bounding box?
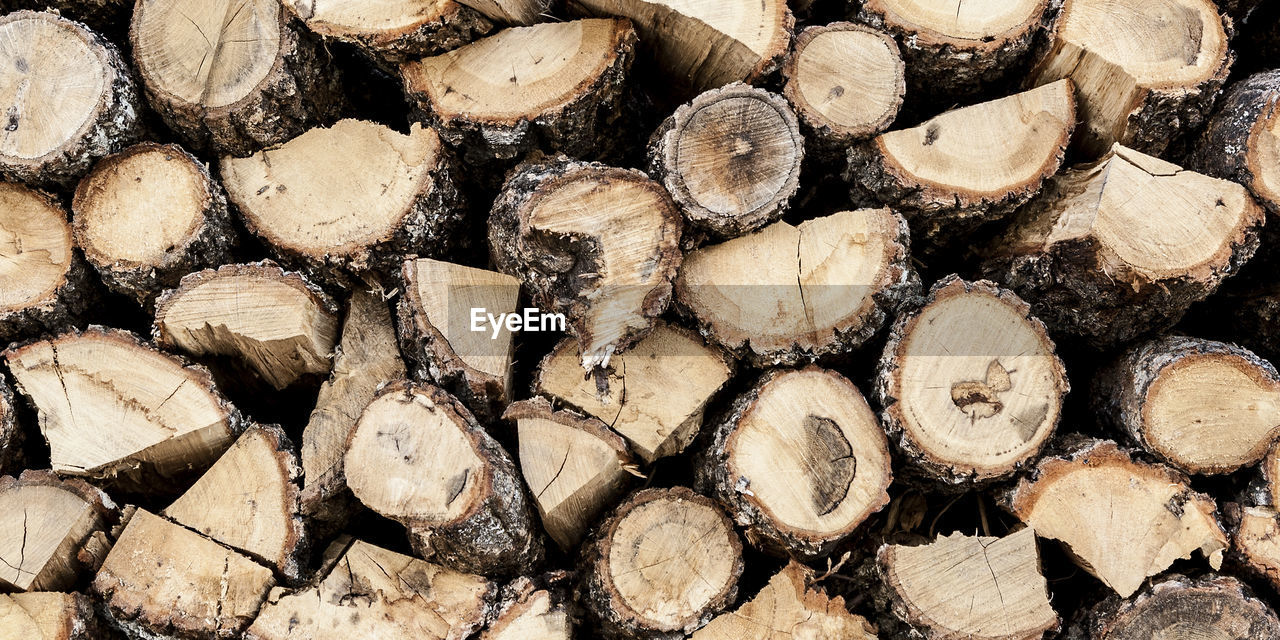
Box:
[283,0,493,69]
[0,469,118,592]
[0,376,19,475]
[1067,574,1280,639]
[1190,69,1280,213]
[0,591,118,640]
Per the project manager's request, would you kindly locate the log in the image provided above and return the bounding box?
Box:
[0,10,141,189]
[697,366,893,559]
[567,0,792,93]
[692,561,876,640]
[455,0,550,24]
[281,0,492,67]
[489,156,682,370]
[398,257,521,421]
[982,145,1265,347]
[153,262,340,390]
[481,573,574,640]
[846,80,1074,246]
[648,83,803,239]
[3,0,129,33]
[343,380,543,576]
[162,424,305,582]
[0,376,17,475]
[92,508,276,640]
[781,22,905,153]
[0,182,95,344]
[875,276,1068,484]
[129,0,345,156]
[581,487,743,639]
[1029,0,1232,156]
[0,592,112,640]
[221,120,462,283]
[245,537,494,640]
[1077,574,1280,640]
[1004,439,1227,598]
[856,0,1053,98]
[300,280,405,530]
[878,528,1059,640]
[71,142,237,309]
[533,321,732,463]
[1095,336,1280,475]
[676,208,918,366]
[1232,505,1280,592]
[1190,70,1280,214]
[0,470,116,592]
[4,327,243,491]
[505,397,633,550]
[402,19,636,163]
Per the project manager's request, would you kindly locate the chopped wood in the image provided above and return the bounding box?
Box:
[1005,439,1227,598]
[1192,70,1280,214]
[698,366,893,559]
[505,397,633,550]
[489,156,682,370]
[534,321,732,463]
[692,561,877,640]
[0,470,116,592]
[455,0,550,24]
[281,0,492,67]
[481,573,573,640]
[154,262,339,390]
[676,208,918,366]
[0,592,111,640]
[344,380,544,576]
[1076,574,1280,640]
[1231,505,1280,592]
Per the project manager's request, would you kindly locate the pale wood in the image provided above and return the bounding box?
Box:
[0,592,108,640]
[1192,70,1280,214]
[456,0,550,24]
[481,573,573,640]
[1233,506,1280,592]
[534,321,732,463]
[0,182,93,343]
[0,470,115,592]
[282,0,492,67]
[1078,574,1280,639]
[692,561,876,640]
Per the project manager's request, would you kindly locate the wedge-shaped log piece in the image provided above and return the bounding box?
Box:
[163,425,304,582]
[344,381,543,576]
[534,322,731,463]
[506,398,633,550]
[481,573,573,640]
[983,145,1264,347]
[4,328,241,490]
[1030,0,1232,156]
[699,367,892,559]
[879,528,1058,640]
[403,19,636,162]
[490,156,682,370]
[0,471,115,592]
[847,80,1074,245]
[677,208,917,366]
[154,262,339,390]
[1005,439,1227,598]
[1192,70,1280,214]
[0,592,109,640]
[1079,575,1280,640]
[692,561,876,640]
[246,537,494,640]
[221,120,461,281]
[93,508,276,640]
[282,0,491,66]
[399,257,520,421]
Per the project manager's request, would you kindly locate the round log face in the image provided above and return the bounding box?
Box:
[784,23,904,141]
[1095,576,1280,640]
[0,183,72,314]
[1057,0,1225,88]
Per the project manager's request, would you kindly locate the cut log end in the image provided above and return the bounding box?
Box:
[0,591,108,640]
[1083,574,1280,640]
[482,573,573,640]
[1192,70,1280,214]
[282,0,493,66]
[692,561,876,640]
[0,182,81,342]
[0,470,116,592]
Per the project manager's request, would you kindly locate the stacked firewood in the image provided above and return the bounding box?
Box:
[3,0,1280,638]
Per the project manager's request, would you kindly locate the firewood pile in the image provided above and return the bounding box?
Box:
[4,0,1280,638]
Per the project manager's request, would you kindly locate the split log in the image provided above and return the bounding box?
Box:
[856,0,1053,98]
[71,143,237,309]
[129,0,345,156]
[1191,70,1280,214]
[692,561,876,640]
[782,23,905,152]
[281,0,492,67]
[676,208,918,366]
[0,592,112,640]
[4,328,243,491]
[505,397,633,550]
[648,83,803,239]
[402,19,636,163]
[0,10,141,189]
[153,262,340,390]
[0,470,116,592]
[489,156,682,370]
[245,537,494,640]
[582,487,743,639]
[1232,505,1280,591]
[343,380,543,576]
[300,281,405,529]
[1005,439,1227,598]
[1077,575,1280,640]
[162,425,305,582]
[456,0,550,24]
[482,573,574,640]
[846,80,1074,246]
[1096,336,1280,475]
[398,257,521,421]
[92,508,276,640]
[1029,0,1232,156]
[875,277,1068,484]
[878,528,1059,640]
[0,182,95,344]
[982,145,1265,347]
[698,367,893,559]
[568,0,792,92]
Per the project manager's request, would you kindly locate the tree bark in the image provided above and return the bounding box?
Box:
[0,591,116,640]
[1073,574,1280,640]
[481,572,575,640]
[282,0,492,69]
[1190,70,1280,214]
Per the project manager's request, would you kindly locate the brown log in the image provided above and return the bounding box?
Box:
[0,470,116,592]
[692,561,876,640]
[282,0,492,68]
[1076,574,1280,640]
[1190,70,1280,214]
[0,591,114,640]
